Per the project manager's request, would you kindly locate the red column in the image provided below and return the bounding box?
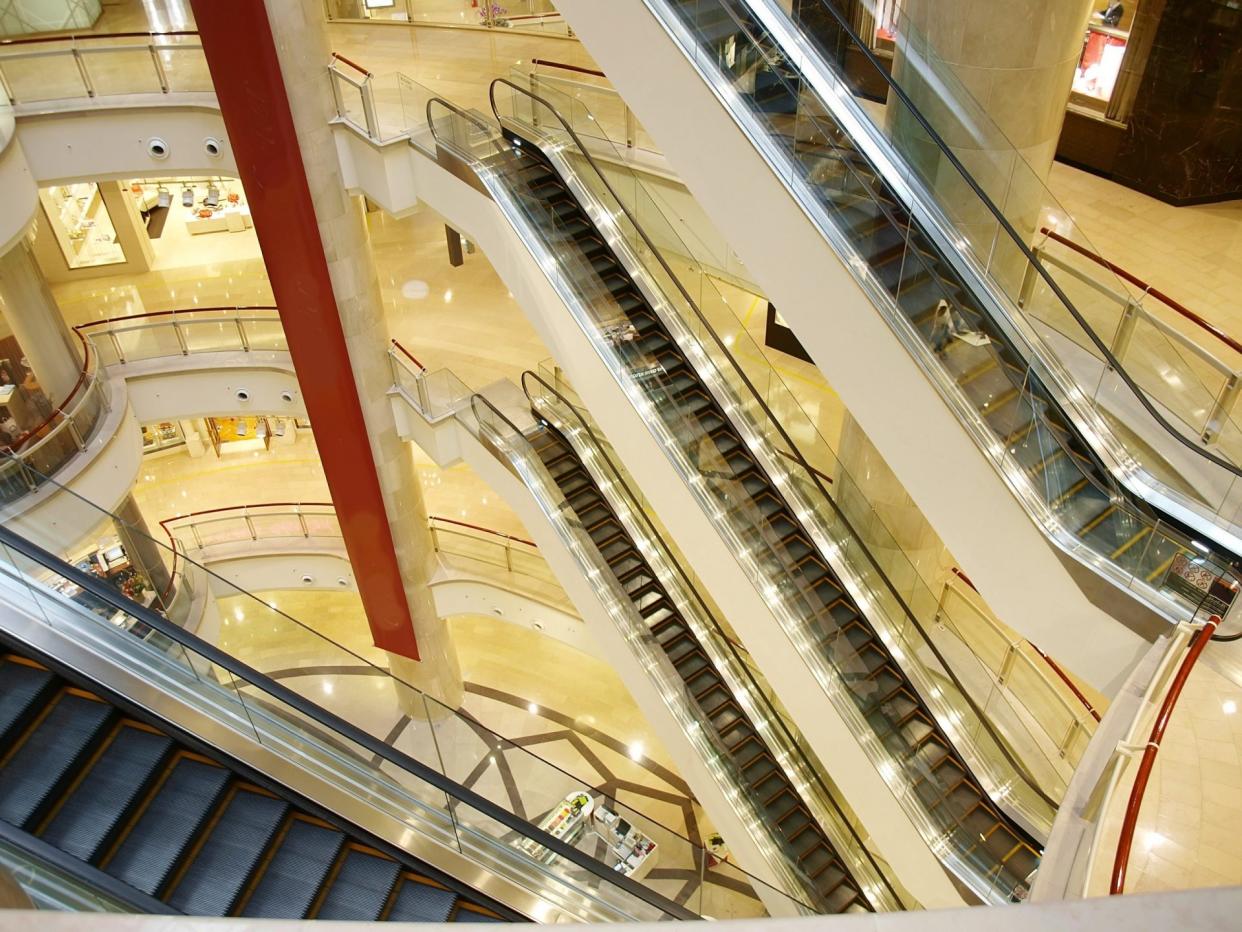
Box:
[189,0,419,660]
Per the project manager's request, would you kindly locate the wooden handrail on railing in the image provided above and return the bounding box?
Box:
[1110,614,1219,894]
[0,30,199,47]
[74,305,278,331]
[530,58,605,79]
[430,515,536,549]
[1039,227,1242,357]
[390,339,427,372]
[949,567,1100,722]
[329,51,371,78]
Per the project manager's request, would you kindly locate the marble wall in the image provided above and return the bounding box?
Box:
[1110,0,1242,204]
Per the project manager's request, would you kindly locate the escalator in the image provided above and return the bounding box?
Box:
[648,0,1241,609]
[526,417,870,913]
[0,647,508,922]
[483,134,1041,900]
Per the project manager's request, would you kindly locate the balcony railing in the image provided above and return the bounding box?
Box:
[1027,229,1242,448]
[158,500,571,617]
[0,31,209,106]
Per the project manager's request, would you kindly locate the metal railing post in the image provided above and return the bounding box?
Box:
[360,76,380,140]
[66,416,86,451]
[0,63,15,104]
[173,321,190,356]
[1110,300,1140,362]
[149,44,169,92]
[415,372,430,413]
[1203,373,1241,445]
[997,643,1018,685]
[109,331,126,365]
[1059,718,1082,760]
[71,47,95,98]
[235,316,250,352]
[298,512,309,538]
[624,104,636,150]
[328,68,346,119]
[1017,247,1040,308]
[244,515,257,541]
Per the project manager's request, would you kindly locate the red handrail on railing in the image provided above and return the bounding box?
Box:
[1039,227,1242,357]
[1031,644,1101,723]
[1110,614,1219,895]
[329,51,371,78]
[431,515,536,548]
[530,58,606,79]
[154,503,539,603]
[74,305,278,332]
[949,567,1100,722]
[390,339,427,371]
[0,30,198,47]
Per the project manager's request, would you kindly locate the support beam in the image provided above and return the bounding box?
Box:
[188,0,420,660]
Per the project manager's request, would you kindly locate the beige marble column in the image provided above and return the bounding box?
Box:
[887,0,1093,279]
[260,0,463,713]
[0,236,83,401]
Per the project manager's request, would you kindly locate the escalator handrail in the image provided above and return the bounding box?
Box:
[0,522,701,922]
[424,96,496,138]
[485,77,1057,813]
[518,368,904,910]
[738,0,1242,482]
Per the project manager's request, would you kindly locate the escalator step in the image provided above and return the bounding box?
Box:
[166,789,288,916]
[0,692,113,829]
[0,659,56,748]
[317,847,402,920]
[386,877,458,922]
[105,756,231,895]
[41,725,173,862]
[241,819,346,918]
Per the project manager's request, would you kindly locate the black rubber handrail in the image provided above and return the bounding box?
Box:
[481,77,1057,814]
[518,369,903,910]
[0,522,699,922]
[738,0,1242,482]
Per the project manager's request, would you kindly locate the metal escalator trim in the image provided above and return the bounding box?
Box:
[0,818,179,915]
[0,523,695,922]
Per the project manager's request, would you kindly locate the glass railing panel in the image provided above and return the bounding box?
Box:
[160,43,213,94]
[0,52,89,101]
[79,47,163,96]
[0,840,135,913]
[103,323,188,362]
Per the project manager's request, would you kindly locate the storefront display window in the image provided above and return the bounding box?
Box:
[1072,2,1138,112]
[871,0,901,53]
[206,416,272,455]
[38,183,126,269]
[141,421,185,454]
